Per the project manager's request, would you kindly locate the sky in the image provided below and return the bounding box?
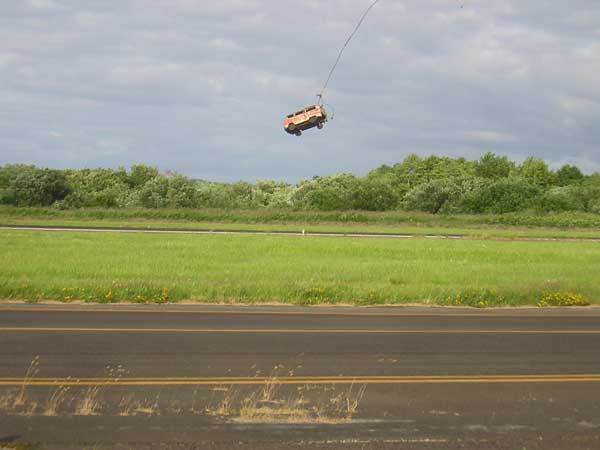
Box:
[1,0,599,182]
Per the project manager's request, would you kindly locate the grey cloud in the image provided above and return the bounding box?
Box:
[1,0,599,181]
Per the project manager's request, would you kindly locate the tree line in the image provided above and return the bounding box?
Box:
[1,153,599,214]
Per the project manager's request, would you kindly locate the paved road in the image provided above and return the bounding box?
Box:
[3,224,600,242]
[1,304,600,449]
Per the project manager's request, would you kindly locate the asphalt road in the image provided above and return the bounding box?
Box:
[1,304,600,449]
[3,224,599,242]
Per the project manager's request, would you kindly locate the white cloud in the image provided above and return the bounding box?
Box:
[25,0,58,10]
[464,131,516,143]
[209,38,242,51]
[559,95,598,115]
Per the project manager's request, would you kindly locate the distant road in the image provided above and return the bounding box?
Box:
[0,224,461,239]
[2,224,600,242]
[1,304,600,449]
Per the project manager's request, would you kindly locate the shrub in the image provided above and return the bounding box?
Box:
[459,177,542,214]
[138,176,169,208]
[62,168,129,208]
[292,174,360,211]
[538,292,590,307]
[0,165,71,206]
[554,165,584,186]
[539,187,584,212]
[438,289,507,308]
[403,179,460,214]
[353,178,400,211]
[127,165,159,188]
[590,198,600,215]
[518,157,553,187]
[474,152,515,179]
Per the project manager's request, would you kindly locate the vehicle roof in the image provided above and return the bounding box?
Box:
[286,105,320,118]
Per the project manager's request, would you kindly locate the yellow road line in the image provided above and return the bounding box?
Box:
[0,327,599,334]
[2,375,600,386]
[1,306,598,318]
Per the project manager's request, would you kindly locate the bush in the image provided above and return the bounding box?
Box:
[538,292,589,307]
[0,165,70,206]
[138,176,169,208]
[577,185,600,212]
[353,178,400,211]
[518,157,553,187]
[62,168,129,208]
[437,289,508,308]
[590,198,600,215]
[292,174,360,211]
[127,165,159,188]
[403,179,460,214]
[474,152,515,179]
[539,187,585,212]
[459,177,542,214]
[555,165,584,186]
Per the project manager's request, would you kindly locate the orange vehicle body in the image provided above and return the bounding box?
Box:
[283,104,328,136]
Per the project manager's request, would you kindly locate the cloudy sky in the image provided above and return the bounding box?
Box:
[1,0,599,182]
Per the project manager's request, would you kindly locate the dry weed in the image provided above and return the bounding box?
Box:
[260,374,280,404]
[118,393,136,416]
[344,383,367,418]
[43,385,69,416]
[328,382,367,419]
[0,388,19,411]
[13,356,39,408]
[74,386,103,416]
[205,386,236,416]
[118,393,160,416]
[232,380,367,424]
[22,400,38,416]
[136,394,160,415]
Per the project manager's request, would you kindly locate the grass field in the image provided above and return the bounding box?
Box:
[1,230,598,306]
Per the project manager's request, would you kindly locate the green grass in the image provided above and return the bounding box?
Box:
[1,206,600,240]
[1,230,597,306]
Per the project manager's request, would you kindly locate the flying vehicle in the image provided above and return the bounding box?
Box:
[283,104,328,136]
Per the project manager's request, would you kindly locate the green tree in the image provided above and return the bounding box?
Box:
[62,168,130,208]
[353,178,400,211]
[460,177,542,213]
[165,175,198,208]
[403,179,460,214]
[474,152,515,179]
[292,174,360,211]
[138,176,169,208]
[555,165,584,186]
[518,157,553,187]
[539,187,585,212]
[127,165,159,188]
[0,165,70,206]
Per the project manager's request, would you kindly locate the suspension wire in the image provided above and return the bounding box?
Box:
[317,0,382,103]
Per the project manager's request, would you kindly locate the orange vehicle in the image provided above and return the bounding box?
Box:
[283,104,328,136]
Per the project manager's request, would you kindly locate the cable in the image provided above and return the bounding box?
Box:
[317,0,382,103]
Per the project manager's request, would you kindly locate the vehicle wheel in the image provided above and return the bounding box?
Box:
[288,124,295,132]
[295,130,302,136]
[317,122,323,129]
